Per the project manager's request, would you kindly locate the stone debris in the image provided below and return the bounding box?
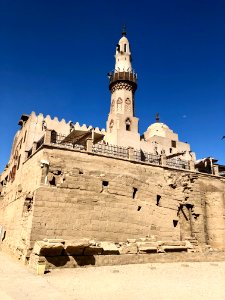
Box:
[32,238,192,262]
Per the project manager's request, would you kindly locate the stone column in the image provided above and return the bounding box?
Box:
[44,129,52,144]
[189,161,195,171]
[86,138,93,152]
[213,165,219,176]
[128,147,135,160]
[205,192,225,249]
[161,155,166,166]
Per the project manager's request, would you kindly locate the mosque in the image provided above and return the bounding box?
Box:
[0,29,224,271]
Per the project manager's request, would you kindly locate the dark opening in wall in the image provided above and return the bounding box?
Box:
[169,148,172,153]
[137,206,142,211]
[173,220,178,227]
[156,195,161,206]
[79,170,83,175]
[102,181,109,187]
[171,140,177,148]
[49,176,56,186]
[133,187,138,199]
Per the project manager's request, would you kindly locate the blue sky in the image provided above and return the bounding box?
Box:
[0,0,225,172]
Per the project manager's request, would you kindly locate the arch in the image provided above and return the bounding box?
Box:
[117,97,123,111]
[125,98,131,112]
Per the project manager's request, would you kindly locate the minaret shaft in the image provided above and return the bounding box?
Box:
[104,30,140,149]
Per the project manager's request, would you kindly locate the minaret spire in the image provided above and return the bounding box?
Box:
[122,25,126,36]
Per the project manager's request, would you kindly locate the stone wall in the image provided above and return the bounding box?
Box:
[29,147,225,251]
[0,149,44,260]
[1,145,225,263]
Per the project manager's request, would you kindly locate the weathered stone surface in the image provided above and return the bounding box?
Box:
[83,246,103,256]
[119,243,138,254]
[98,242,120,255]
[33,241,64,256]
[137,242,158,253]
[65,239,91,255]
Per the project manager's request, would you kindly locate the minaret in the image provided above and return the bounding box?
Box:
[105,28,140,149]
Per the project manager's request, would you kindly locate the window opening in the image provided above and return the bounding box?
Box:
[126,118,131,131]
[133,187,138,199]
[156,195,161,206]
[137,206,142,211]
[171,140,177,148]
[124,44,127,52]
[173,220,178,227]
[102,181,109,187]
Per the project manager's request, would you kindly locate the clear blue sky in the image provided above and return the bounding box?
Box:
[0,0,225,172]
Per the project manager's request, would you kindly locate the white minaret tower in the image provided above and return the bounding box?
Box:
[105,27,140,149]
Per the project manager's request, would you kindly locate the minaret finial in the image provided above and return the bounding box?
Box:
[122,25,126,36]
[155,112,159,123]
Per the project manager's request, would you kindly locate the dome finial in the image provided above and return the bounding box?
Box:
[155,112,159,122]
[122,25,126,37]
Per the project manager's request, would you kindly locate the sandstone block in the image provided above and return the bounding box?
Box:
[83,246,103,256]
[137,242,158,253]
[33,241,64,256]
[119,243,138,254]
[98,242,120,255]
[127,238,136,243]
[65,239,91,255]
[161,245,187,252]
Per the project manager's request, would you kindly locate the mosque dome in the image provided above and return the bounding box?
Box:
[147,122,169,131]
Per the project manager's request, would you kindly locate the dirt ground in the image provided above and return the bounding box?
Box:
[0,251,225,300]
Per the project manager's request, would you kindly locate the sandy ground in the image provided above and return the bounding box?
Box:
[0,251,225,300]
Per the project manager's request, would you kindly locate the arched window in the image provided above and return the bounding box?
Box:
[117,98,123,111]
[124,44,127,52]
[125,118,131,131]
[125,98,131,112]
[111,99,115,112]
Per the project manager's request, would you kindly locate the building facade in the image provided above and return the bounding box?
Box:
[0,30,225,269]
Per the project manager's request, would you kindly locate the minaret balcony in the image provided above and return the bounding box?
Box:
[108,71,137,90]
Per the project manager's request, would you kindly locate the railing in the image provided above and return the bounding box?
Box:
[36,135,44,150]
[50,132,85,150]
[27,148,32,158]
[142,151,161,165]
[166,158,189,170]
[92,143,129,159]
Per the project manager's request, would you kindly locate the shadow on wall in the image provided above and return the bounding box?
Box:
[45,255,96,267]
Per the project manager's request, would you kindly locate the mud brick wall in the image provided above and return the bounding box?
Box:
[29,148,225,250]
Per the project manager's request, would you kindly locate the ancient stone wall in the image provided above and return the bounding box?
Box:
[1,145,225,263]
[29,147,225,251]
[0,149,44,260]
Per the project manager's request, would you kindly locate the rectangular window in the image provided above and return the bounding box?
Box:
[124,44,127,52]
[171,140,176,148]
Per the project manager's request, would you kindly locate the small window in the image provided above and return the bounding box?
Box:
[126,118,131,131]
[133,187,138,199]
[156,195,161,206]
[124,44,127,52]
[171,140,176,148]
[173,220,178,227]
[169,148,172,153]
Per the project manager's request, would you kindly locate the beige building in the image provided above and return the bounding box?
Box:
[0,29,225,270]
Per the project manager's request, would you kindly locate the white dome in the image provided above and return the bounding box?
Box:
[147,122,169,131]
